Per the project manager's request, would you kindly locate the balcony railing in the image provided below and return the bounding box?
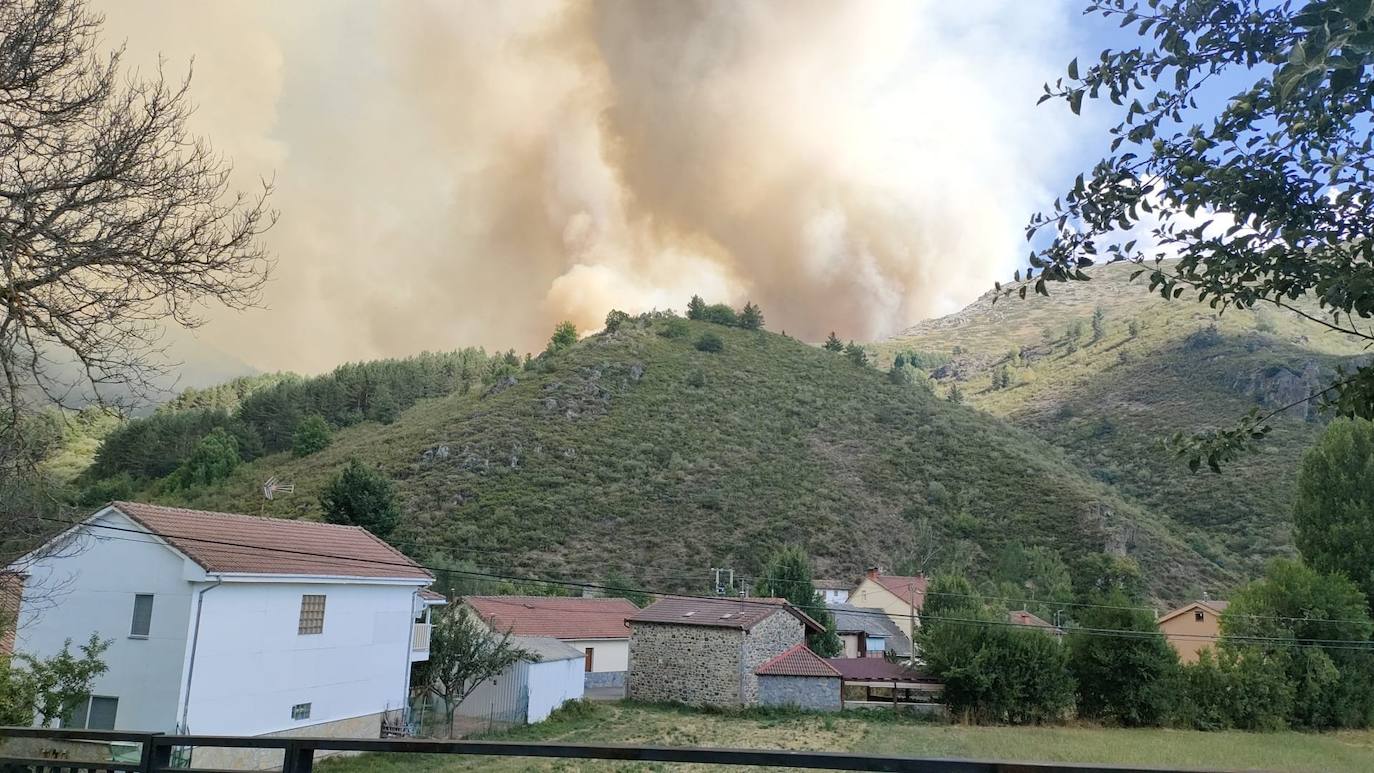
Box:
[0,726,1237,773]
[412,622,432,651]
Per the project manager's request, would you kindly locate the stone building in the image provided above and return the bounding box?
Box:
[626,596,822,707]
[755,644,842,711]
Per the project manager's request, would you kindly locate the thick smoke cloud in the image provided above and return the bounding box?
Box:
[95,0,1080,373]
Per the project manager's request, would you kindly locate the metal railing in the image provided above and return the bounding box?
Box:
[411,622,432,651]
[0,726,1250,773]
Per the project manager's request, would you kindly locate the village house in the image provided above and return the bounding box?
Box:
[827,603,913,659]
[847,568,926,638]
[1157,599,1229,663]
[463,595,637,689]
[7,502,437,767]
[813,579,852,605]
[626,596,821,707]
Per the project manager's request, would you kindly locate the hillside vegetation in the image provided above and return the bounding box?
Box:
[119,312,1231,599]
[878,262,1369,577]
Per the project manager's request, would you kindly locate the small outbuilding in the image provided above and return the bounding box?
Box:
[754,644,842,711]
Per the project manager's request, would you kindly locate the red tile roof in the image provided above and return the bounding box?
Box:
[627,596,823,633]
[109,502,432,581]
[755,644,840,677]
[1008,610,1057,631]
[869,574,928,611]
[465,596,638,640]
[827,657,935,682]
[419,588,449,602]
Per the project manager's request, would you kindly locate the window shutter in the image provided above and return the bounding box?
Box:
[130,594,154,637]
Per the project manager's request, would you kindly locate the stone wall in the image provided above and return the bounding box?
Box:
[758,675,841,711]
[189,711,382,771]
[738,612,805,705]
[627,622,744,707]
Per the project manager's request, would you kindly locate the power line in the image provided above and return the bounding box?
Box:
[32,516,1374,653]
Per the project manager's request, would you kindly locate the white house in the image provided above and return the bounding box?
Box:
[9,501,437,765]
[813,579,853,606]
[463,596,636,689]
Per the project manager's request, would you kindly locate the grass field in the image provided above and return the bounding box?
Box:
[317,702,1374,773]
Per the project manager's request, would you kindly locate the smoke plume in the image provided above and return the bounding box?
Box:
[95,0,1080,373]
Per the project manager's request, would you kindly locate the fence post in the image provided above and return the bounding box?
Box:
[137,733,168,773]
[282,740,314,773]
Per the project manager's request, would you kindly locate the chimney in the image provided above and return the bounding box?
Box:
[865,566,880,581]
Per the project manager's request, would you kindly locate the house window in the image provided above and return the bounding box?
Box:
[291,702,312,720]
[1194,610,1205,622]
[298,595,326,635]
[584,647,594,672]
[67,696,119,730]
[869,636,887,653]
[130,594,154,638]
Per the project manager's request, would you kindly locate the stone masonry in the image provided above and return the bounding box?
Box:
[758,675,842,711]
[627,610,805,708]
[738,612,806,705]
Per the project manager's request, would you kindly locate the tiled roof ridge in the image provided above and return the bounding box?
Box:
[754,644,841,677]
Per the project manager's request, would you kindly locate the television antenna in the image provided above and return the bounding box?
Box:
[262,476,296,501]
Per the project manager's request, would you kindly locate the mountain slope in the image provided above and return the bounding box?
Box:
[160,316,1230,599]
[878,262,1368,577]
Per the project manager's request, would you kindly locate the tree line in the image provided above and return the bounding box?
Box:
[923,418,1374,731]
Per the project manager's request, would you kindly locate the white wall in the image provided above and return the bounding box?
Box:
[184,581,417,737]
[564,639,627,672]
[526,657,584,722]
[14,512,196,732]
[820,589,849,605]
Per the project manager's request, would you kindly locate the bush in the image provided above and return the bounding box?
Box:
[292,415,332,457]
[695,333,724,353]
[919,575,1074,724]
[76,473,134,507]
[604,309,632,332]
[1174,648,1294,731]
[548,321,578,353]
[702,303,738,326]
[1067,591,1178,726]
[659,317,690,339]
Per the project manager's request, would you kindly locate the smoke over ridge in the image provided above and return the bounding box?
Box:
[96,0,1080,373]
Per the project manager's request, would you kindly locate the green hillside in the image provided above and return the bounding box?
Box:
[129,314,1231,600]
[877,262,1368,578]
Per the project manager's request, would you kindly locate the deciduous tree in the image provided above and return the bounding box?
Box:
[1292,418,1374,608]
[415,605,529,737]
[1012,0,1374,469]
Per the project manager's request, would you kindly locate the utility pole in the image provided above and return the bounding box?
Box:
[711,567,734,596]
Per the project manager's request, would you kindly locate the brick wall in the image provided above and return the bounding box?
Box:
[758,675,842,711]
[739,612,805,705]
[627,622,745,707]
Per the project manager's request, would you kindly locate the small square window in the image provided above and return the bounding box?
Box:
[1194,610,1205,622]
[291,702,311,720]
[298,595,326,635]
[130,594,154,638]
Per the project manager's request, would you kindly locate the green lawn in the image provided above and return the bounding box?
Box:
[317,702,1374,772]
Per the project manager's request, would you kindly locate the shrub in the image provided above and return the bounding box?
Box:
[1068,591,1178,726]
[604,309,632,332]
[659,317,690,339]
[695,333,724,353]
[548,321,578,353]
[920,575,1074,724]
[702,303,738,326]
[1174,648,1294,731]
[292,415,332,457]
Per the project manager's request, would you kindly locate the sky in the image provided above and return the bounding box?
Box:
[92,0,1143,375]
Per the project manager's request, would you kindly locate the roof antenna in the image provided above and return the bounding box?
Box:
[260,476,296,515]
